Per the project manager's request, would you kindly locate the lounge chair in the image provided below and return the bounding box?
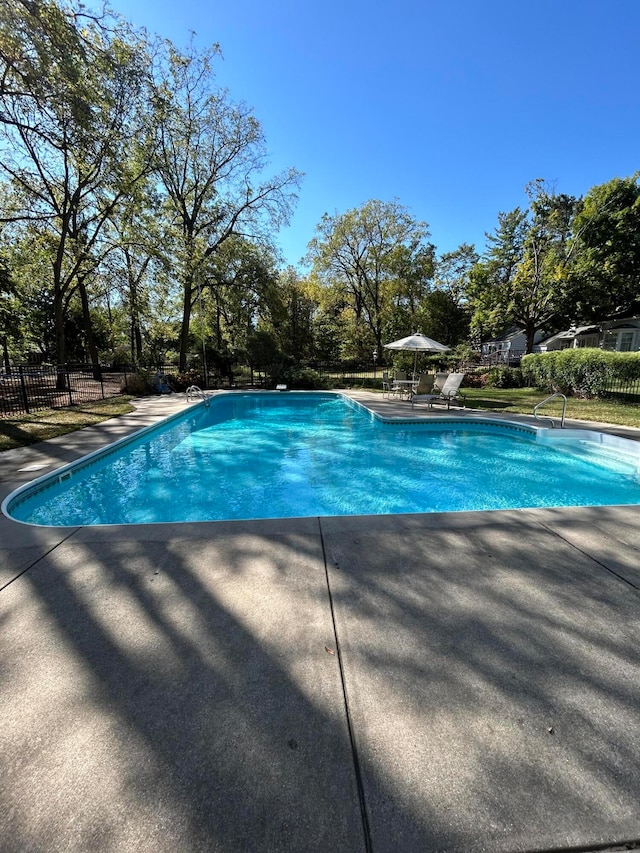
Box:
[433,372,450,393]
[411,372,466,409]
[413,373,435,395]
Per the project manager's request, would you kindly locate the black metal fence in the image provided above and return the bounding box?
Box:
[4,360,640,418]
[0,361,392,417]
[0,366,127,417]
[600,377,640,401]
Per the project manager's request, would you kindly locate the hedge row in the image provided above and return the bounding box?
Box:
[521,349,640,397]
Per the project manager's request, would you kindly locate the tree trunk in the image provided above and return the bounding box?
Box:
[129,277,142,364]
[54,288,67,389]
[525,324,537,354]
[178,275,193,372]
[78,279,101,379]
[2,336,9,373]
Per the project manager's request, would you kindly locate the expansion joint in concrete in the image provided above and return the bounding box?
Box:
[317,517,373,853]
[0,527,81,594]
[537,520,640,591]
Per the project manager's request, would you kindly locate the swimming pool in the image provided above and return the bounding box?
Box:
[5,391,640,526]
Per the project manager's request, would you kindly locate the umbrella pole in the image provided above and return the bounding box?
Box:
[413,351,417,380]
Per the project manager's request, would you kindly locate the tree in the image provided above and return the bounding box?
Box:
[467,182,579,353]
[306,199,433,358]
[269,267,316,362]
[434,243,478,305]
[202,236,280,360]
[101,182,169,364]
[569,174,640,320]
[466,207,528,347]
[0,0,151,382]
[0,242,17,371]
[150,39,302,371]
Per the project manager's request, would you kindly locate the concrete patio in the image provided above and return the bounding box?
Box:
[2,391,640,852]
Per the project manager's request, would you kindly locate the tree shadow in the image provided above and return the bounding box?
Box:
[3,508,640,851]
[0,526,376,851]
[321,509,640,850]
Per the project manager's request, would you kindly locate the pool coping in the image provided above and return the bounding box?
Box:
[3,391,640,852]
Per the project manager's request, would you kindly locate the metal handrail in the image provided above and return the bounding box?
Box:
[186,385,210,407]
[533,392,567,428]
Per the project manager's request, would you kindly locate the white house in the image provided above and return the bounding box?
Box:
[537,315,640,353]
[536,325,600,351]
[481,327,548,364]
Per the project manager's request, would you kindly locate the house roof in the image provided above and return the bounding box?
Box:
[538,325,599,346]
[491,326,524,342]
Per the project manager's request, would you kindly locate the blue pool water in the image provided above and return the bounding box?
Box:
[6,392,640,526]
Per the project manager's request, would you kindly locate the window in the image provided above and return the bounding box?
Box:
[603,328,639,352]
[619,331,635,351]
[575,334,599,348]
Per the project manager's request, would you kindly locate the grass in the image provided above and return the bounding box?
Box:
[0,396,135,452]
[462,387,640,428]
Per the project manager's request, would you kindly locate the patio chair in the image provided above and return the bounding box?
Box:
[153,372,172,394]
[412,373,435,395]
[411,372,466,409]
[382,371,392,398]
[392,370,411,399]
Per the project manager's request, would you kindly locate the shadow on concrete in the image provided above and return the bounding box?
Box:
[321,509,640,851]
[0,525,375,852]
[4,391,640,851]
[3,508,640,851]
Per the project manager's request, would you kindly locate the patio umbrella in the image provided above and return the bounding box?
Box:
[383,332,450,378]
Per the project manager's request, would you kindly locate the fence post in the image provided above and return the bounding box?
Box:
[66,367,73,406]
[98,365,105,399]
[18,366,30,414]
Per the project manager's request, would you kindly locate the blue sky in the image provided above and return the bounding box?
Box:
[107,0,640,269]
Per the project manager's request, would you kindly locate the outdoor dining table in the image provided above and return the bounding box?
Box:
[391,379,418,398]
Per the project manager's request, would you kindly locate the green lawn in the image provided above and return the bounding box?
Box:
[0,396,135,452]
[462,386,640,428]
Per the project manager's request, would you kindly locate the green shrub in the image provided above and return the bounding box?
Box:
[122,370,154,395]
[451,343,480,365]
[484,367,523,389]
[521,349,640,397]
[274,367,327,390]
[167,369,203,391]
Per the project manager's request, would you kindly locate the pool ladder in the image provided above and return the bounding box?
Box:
[186,385,210,407]
[533,392,567,428]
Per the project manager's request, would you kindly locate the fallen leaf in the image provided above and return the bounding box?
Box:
[325,646,335,655]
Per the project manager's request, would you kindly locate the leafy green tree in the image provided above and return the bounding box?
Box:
[0,0,151,382]
[150,39,302,371]
[466,208,528,346]
[0,220,57,361]
[306,199,433,358]
[269,267,316,362]
[201,237,280,360]
[101,182,169,364]
[434,243,478,305]
[467,182,579,353]
[569,174,640,320]
[417,290,469,345]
